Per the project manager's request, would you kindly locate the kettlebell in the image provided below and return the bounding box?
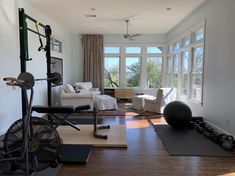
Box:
[218,134,227,145]
[222,135,234,151]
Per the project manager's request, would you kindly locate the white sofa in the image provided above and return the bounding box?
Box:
[59,83,100,110]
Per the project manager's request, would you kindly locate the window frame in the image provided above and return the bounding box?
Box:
[180,50,190,97]
[104,56,121,88]
[104,44,164,89]
[166,19,205,105]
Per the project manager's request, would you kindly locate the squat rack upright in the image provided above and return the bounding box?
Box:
[18,8,110,140]
[18,8,52,117]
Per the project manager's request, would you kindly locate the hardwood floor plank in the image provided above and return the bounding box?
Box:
[58,116,235,176]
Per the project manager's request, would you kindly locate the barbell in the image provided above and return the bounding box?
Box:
[35,72,62,85]
[4,72,62,89]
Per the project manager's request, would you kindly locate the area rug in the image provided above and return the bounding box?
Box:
[153,124,235,157]
[101,102,160,116]
[57,125,127,148]
[0,164,62,176]
[71,103,161,117]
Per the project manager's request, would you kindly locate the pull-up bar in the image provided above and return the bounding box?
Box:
[24,13,46,28]
[18,8,52,117]
[27,27,46,38]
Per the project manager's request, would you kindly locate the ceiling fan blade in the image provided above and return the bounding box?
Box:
[124,35,135,41]
[130,34,142,37]
[128,37,135,41]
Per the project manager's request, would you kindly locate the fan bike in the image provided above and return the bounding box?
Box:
[0,72,61,175]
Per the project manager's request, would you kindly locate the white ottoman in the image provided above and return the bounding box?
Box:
[132,94,155,110]
[94,95,118,110]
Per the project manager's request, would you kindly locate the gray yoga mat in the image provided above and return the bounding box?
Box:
[59,144,93,163]
[0,164,62,176]
[153,124,235,157]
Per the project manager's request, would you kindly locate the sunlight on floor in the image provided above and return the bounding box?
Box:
[151,118,167,124]
[124,111,139,116]
[126,117,167,129]
[126,119,150,129]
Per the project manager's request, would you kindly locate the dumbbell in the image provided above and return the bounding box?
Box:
[191,116,204,123]
[217,134,228,145]
[211,132,220,144]
[195,123,204,133]
[203,127,215,139]
[200,121,207,128]
[188,121,195,129]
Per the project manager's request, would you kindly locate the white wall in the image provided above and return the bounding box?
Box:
[0,0,21,135]
[167,0,235,135]
[0,0,74,134]
[70,34,84,83]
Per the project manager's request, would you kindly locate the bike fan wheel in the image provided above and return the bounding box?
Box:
[3,117,61,172]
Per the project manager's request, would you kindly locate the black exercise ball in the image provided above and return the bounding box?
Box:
[163,101,192,129]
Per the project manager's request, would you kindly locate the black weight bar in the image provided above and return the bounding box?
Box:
[35,72,62,85]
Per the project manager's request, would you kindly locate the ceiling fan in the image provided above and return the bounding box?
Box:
[123,19,141,41]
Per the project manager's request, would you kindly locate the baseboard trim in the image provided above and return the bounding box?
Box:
[204,119,232,136]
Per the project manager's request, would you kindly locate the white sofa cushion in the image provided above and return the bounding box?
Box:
[60,86,94,110]
[74,82,92,91]
[74,82,101,95]
[63,83,75,93]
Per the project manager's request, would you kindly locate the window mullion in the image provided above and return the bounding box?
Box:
[120,46,125,87]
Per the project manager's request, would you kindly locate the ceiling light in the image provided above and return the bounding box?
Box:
[90,8,96,11]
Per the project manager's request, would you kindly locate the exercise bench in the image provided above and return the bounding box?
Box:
[32,105,110,139]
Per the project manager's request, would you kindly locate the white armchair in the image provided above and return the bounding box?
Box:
[59,83,100,110]
[143,88,177,114]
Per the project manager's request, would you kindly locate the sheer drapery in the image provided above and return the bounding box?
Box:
[82,35,104,92]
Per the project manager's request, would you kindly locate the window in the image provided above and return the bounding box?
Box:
[104,57,120,88]
[172,54,180,88]
[174,42,180,51]
[146,57,162,88]
[180,51,190,96]
[191,46,203,101]
[104,47,120,54]
[147,47,162,54]
[51,36,63,53]
[168,45,173,53]
[166,20,205,104]
[125,47,141,54]
[125,57,141,87]
[166,56,173,86]
[182,37,190,47]
[192,28,204,42]
[104,45,164,88]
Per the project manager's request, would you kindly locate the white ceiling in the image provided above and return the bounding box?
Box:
[26,0,206,34]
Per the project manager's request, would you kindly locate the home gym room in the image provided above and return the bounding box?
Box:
[0,0,235,175]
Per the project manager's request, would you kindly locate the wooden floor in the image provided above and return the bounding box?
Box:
[58,114,235,176]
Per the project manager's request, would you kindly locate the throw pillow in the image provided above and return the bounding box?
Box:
[74,82,91,91]
[74,86,81,93]
[63,84,75,93]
